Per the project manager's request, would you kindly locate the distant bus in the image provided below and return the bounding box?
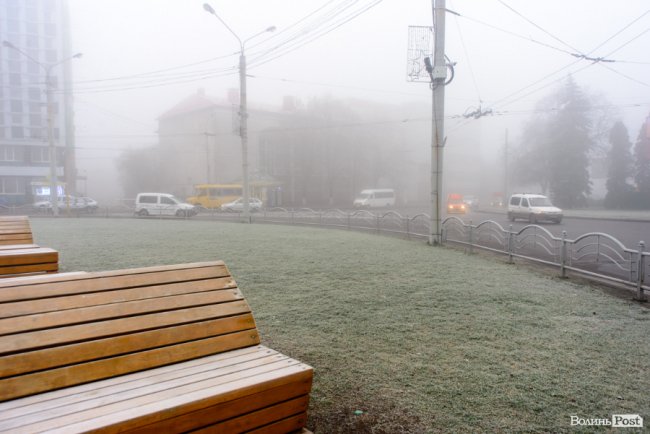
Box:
[186,184,243,209]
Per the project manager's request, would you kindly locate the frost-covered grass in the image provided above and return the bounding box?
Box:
[32,218,649,433]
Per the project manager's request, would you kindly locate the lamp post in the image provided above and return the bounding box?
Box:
[2,41,81,217]
[203,3,274,222]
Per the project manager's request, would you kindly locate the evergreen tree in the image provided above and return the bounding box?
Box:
[604,121,633,209]
[633,115,650,193]
[515,76,594,208]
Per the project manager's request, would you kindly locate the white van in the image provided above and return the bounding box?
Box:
[135,193,197,217]
[353,189,396,209]
[507,193,563,224]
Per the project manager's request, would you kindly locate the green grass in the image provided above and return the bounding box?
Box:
[32,217,649,433]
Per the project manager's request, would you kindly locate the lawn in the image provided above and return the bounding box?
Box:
[32,217,649,433]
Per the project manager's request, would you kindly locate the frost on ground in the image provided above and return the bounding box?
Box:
[32,218,650,433]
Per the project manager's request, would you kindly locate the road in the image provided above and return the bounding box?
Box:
[456,210,649,250]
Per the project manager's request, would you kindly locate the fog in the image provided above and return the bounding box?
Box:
[67,0,650,207]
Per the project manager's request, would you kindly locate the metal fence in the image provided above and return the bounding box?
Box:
[3,204,646,301]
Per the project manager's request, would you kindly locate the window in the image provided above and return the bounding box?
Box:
[509,196,520,206]
[10,100,23,113]
[521,198,529,207]
[28,88,41,101]
[27,60,39,74]
[8,61,21,73]
[29,115,42,127]
[9,74,21,86]
[31,147,49,163]
[11,127,23,139]
[29,102,42,114]
[29,128,43,139]
[160,196,176,205]
[0,146,21,162]
[138,195,158,204]
[0,177,25,194]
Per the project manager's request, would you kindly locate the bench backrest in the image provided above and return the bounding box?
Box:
[0,216,34,245]
[0,261,261,401]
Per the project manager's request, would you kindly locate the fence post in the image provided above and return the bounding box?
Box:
[636,241,647,302]
[319,212,322,227]
[560,230,568,278]
[376,213,380,233]
[291,211,295,225]
[507,224,514,264]
[405,216,410,240]
[468,220,473,255]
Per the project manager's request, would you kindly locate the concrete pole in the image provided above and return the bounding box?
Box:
[239,53,250,222]
[430,0,446,245]
[45,68,59,217]
[504,129,509,206]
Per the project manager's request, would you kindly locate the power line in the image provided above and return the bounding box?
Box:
[586,8,650,55]
[247,0,384,69]
[497,0,582,54]
[450,0,482,103]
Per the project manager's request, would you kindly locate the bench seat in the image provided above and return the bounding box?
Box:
[0,246,58,276]
[0,346,311,433]
[0,216,33,246]
[0,261,313,433]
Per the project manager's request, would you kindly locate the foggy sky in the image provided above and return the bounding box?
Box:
[66,0,650,202]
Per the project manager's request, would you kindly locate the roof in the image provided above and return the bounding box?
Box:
[157,90,225,121]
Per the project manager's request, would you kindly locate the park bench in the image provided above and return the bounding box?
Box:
[0,216,33,245]
[0,261,313,433]
[0,245,58,276]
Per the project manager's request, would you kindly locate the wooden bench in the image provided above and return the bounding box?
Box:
[0,261,313,433]
[0,245,58,276]
[0,216,33,245]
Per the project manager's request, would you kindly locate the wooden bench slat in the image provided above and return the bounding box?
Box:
[191,395,309,434]
[1,314,257,377]
[0,301,254,354]
[0,263,58,276]
[0,244,39,251]
[3,352,293,425]
[246,413,310,434]
[0,277,238,319]
[0,264,230,302]
[0,346,268,412]
[3,361,310,433]
[124,379,311,434]
[0,328,261,401]
[0,289,244,335]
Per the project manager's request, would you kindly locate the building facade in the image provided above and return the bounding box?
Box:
[0,0,76,205]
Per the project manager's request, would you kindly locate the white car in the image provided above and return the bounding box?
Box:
[220,197,263,212]
[135,193,197,217]
[507,193,563,224]
[33,195,87,212]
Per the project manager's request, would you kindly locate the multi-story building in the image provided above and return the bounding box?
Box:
[0,0,76,205]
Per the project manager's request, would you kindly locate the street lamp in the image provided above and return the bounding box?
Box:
[202,3,275,222]
[2,40,82,217]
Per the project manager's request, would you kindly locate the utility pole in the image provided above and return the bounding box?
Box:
[504,129,509,206]
[203,132,215,183]
[202,3,275,223]
[430,0,447,245]
[238,52,250,222]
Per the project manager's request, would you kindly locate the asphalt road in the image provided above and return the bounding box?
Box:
[458,210,650,250]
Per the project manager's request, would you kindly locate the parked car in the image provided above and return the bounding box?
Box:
[135,193,197,217]
[79,197,99,212]
[507,193,563,224]
[33,195,87,212]
[220,197,263,212]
